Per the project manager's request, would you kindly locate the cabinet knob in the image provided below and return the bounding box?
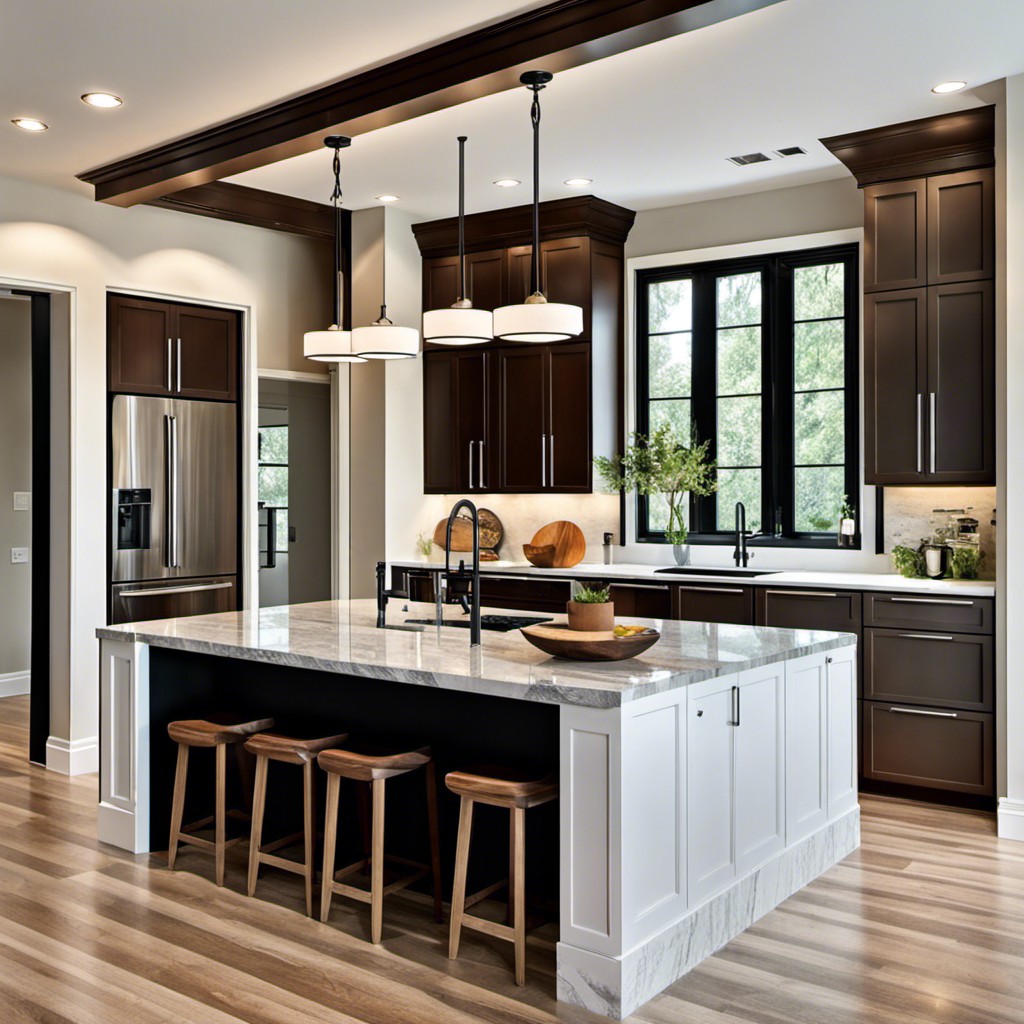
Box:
[826,656,833,664]
[696,709,703,717]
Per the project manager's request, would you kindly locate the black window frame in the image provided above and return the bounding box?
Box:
[635,242,860,549]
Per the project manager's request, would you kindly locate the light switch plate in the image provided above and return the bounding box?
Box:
[13,492,30,511]
[10,548,29,564]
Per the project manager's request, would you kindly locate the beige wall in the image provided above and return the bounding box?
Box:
[0,172,332,771]
[0,297,32,683]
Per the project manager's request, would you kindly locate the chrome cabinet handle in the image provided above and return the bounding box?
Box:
[541,433,547,486]
[765,589,839,599]
[121,581,234,598]
[896,632,955,641]
[167,338,173,392]
[170,415,180,567]
[677,585,744,594]
[609,583,671,592]
[479,439,485,490]
[468,440,475,489]
[176,337,182,393]
[164,414,174,568]
[887,706,957,718]
[889,597,974,606]
[929,391,937,473]
[549,433,555,487]
[916,393,923,473]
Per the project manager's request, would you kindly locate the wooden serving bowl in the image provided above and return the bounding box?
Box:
[522,543,558,568]
[524,520,586,568]
[520,623,660,662]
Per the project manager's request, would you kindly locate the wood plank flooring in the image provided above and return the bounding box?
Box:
[1,694,1023,1023]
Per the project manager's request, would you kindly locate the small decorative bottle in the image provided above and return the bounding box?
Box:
[603,532,614,565]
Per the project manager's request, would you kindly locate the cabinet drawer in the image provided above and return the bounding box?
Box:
[864,592,993,634]
[607,583,672,619]
[756,588,861,632]
[864,628,993,711]
[862,701,993,795]
[479,576,571,612]
[673,584,754,625]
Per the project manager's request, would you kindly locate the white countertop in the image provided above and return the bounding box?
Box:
[391,559,996,597]
[97,598,855,709]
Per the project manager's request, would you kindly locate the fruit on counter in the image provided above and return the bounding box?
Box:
[614,624,650,637]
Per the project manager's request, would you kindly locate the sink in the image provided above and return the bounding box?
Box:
[654,567,779,578]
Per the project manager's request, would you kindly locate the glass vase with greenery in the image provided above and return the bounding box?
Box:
[594,423,717,547]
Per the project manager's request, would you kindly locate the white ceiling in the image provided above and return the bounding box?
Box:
[0,0,544,194]
[3,0,1024,218]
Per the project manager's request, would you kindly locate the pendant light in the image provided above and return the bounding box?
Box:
[304,136,364,363]
[493,71,583,343]
[422,136,493,345]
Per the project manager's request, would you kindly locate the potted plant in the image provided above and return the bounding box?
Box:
[594,423,717,564]
[567,582,614,632]
[837,495,856,549]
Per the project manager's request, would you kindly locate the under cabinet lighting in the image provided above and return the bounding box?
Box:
[493,178,520,188]
[81,92,123,108]
[11,118,48,132]
[932,81,966,94]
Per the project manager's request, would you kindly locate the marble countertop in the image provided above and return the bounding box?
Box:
[390,559,996,597]
[97,599,855,709]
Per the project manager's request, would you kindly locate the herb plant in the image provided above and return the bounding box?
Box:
[950,547,981,580]
[572,583,612,605]
[891,544,926,579]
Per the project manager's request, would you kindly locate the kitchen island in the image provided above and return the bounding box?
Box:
[97,599,858,1019]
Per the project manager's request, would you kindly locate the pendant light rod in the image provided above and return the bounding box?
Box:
[457,135,467,302]
[326,135,351,327]
[521,69,552,297]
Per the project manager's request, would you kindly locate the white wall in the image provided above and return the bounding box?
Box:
[0,172,332,773]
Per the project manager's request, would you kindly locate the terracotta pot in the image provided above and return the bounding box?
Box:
[566,600,614,632]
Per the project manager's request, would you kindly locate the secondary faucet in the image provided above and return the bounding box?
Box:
[444,498,482,647]
[734,501,752,568]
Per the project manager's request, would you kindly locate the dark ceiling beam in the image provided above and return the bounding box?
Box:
[146,180,340,239]
[78,0,781,207]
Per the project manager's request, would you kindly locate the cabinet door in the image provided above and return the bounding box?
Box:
[864,592,993,634]
[506,245,535,304]
[495,346,547,490]
[864,179,927,292]
[423,351,459,492]
[456,350,490,491]
[686,678,735,905]
[547,342,591,491]
[423,256,460,313]
[864,289,928,483]
[541,237,591,337]
[757,588,862,632]
[108,294,174,395]
[927,168,995,285]
[175,305,238,400]
[608,583,673,619]
[926,281,994,483]
[465,249,507,311]
[826,646,858,819]
[785,654,828,843]
[673,584,754,624]
[734,664,785,875]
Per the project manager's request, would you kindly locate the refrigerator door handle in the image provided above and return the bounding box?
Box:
[176,337,183,393]
[120,581,234,598]
[165,414,180,568]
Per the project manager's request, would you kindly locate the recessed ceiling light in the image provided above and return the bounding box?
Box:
[932,80,967,94]
[375,194,400,203]
[11,117,48,132]
[493,178,521,188]
[81,92,123,108]
[564,177,593,187]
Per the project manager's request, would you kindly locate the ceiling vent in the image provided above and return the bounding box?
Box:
[727,152,771,166]
[774,146,807,157]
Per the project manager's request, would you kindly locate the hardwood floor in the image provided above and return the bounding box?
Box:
[1,693,1022,1023]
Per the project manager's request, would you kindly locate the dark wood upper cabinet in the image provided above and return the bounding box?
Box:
[423,349,490,493]
[927,168,995,285]
[423,248,506,323]
[864,180,926,292]
[495,346,548,491]
[547,343,591,491]
[109,294,238,401]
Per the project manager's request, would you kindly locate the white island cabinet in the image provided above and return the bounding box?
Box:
[97,599,858,1020]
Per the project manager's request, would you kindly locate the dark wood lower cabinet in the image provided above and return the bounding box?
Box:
[479,577,570,613]
[607,583,672,619]
[864,592,993,633]
[756,588,862,632]
[673,584,753,625]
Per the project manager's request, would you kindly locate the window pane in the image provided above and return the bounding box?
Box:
[795,466,845,532]
[717,396,760,466]
[650,398,691,440]
[794,263,844,321]
[259,424,288,464]
[795,390,845,465]
[716,272,761,328]
[648,332,692,399]
[716,468,761,532]
[794,319,845,391]
[717,326,761,396]
[648,279,692,333]
[258,465,288,508]
[648,491,689,535]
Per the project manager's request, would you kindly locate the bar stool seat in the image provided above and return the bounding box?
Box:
[166,714,274,887]
[318,743,442,943]
[446,765,558,986]
[245,730,348,917]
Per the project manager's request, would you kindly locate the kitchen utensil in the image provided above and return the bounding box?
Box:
[523,520,585,568]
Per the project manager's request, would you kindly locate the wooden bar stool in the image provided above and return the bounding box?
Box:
[445,766,558,986]
[244,730,349,917]
[317,745,443,943]
[166,715,274,886]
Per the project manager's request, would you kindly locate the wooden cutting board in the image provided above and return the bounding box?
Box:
[523,520,586,568]
[521,623,660,661]
[433,508,503,553]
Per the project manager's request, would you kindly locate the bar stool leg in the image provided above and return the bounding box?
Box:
[511,805,526,986]
[303,760,316,918]
[425,760,443,923]
[214,743,227,887]
[247,754,269,897]
[167,743,189,869]
[320,773,341,923]
[448,795,474,960]
[370,777,386,943]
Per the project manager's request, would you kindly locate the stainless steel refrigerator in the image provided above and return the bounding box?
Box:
[109,395,238,624]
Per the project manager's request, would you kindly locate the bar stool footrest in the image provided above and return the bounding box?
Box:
[464,878,510,911]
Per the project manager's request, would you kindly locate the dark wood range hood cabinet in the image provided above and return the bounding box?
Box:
[823,107,996,486]
[413,196,635,494]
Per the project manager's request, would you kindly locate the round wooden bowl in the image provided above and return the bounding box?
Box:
[522,543,557,568]
[524,520,586,568]
[520,623,660,662]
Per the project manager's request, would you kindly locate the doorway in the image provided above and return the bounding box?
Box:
[257,377,332,607]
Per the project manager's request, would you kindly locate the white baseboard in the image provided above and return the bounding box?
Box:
[998,799,1024,841]
[46,734,99,776]
[0,670,30,697]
